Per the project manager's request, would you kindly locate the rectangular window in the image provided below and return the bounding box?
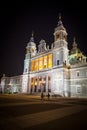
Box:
[44,56,47,69]
[39,57,43,70]
[35,59,38,71]
[48,54,53,68]
[76,71,79,77]
[57,60,59,65]
[76,86,81,94]
[31,60,35,71]
[31,54,53,72]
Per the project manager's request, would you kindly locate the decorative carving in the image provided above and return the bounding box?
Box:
[51,43,53,49]
[47,45,49,50]
[38,40,47,53]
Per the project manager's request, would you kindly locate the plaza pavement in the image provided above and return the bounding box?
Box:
[0,94,87,130]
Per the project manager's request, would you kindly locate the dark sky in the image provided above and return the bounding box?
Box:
[0,1,87,78]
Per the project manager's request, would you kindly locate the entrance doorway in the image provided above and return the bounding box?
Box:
[42,83,46,92]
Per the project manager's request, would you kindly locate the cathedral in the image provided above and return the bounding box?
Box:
[1,16,87,97]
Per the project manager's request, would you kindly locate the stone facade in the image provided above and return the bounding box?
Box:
[0,16,87,97]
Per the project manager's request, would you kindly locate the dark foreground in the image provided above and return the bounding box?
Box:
[0,94,87,130]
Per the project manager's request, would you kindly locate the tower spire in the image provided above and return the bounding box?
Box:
[59,13,61,20]
[73,37,77,48]
[32,30,34,37]
[73,37,76,43]
[30,31,34,42]
[58,13,62,26]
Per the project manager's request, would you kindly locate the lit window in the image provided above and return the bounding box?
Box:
[48,54,53,68]
[31,60,35,71]
[31,54,53,72]
[44,56,47,68]
[35,59,38,71]
[39,57,43,70]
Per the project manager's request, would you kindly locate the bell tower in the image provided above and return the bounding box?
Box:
[54,14,67,45]
[23,32,36,74]
[22,33,37,93]
[53,14,69,66]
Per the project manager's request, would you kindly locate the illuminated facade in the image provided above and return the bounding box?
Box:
[1,16,87,97]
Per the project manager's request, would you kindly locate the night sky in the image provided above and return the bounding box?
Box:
[0,1,87,78]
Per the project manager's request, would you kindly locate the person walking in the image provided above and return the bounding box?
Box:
[47,92,50,100]
[41,92,44,101]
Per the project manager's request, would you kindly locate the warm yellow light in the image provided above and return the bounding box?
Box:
[44,56,47,68]
[48,54,53,68]
[31,60,35,71]
[39,57,43,70]
[35,81,37,85]
[35,59,38,71]
[31,54,53,72]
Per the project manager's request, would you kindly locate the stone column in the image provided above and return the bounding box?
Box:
[36,77,39,92]
[46,75,48,93]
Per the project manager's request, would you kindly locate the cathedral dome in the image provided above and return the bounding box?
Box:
[69,38,86,64]
[27,33,36,47]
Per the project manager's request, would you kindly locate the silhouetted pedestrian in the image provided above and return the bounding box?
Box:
[47,92,50,100]
[41,92,44,101]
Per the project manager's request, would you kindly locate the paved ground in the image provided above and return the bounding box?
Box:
[0,94,87,130]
